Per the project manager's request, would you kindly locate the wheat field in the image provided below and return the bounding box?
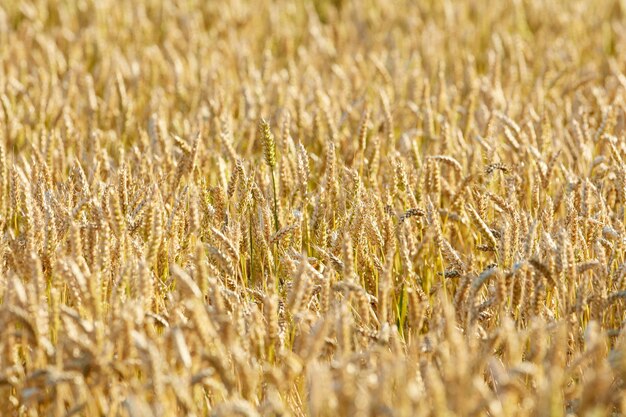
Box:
[1,0,626,416]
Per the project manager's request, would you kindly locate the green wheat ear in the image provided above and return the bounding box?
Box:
[260,117,279,232]
[260,118,276,169]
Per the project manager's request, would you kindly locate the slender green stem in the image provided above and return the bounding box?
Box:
[249,209,254,288]
[270,169,280,285]
[270,169,279,232]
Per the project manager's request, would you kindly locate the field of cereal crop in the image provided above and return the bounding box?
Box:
[1,1,626,415]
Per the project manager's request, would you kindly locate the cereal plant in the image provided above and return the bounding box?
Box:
[1,0,626,416]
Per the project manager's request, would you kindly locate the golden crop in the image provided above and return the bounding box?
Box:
[1,0,626,416]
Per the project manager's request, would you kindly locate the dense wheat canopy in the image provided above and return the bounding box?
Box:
[2,0,626,415]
